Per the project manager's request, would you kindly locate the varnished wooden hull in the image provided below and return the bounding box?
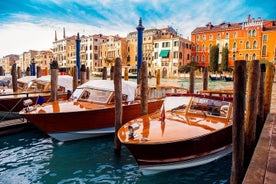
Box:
[23,99,163,141]
[0,93,68,112]
[123,125,232,174]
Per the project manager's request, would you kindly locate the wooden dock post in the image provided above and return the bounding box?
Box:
[256,63,266,137]
[50,61,58,101]
[11,63,18,92]
[203,67,208,90]
[141,61,148,115]
[124,67,129,81]
[244,60,260,169]
[114,58,122,154]
[156,69,161,86]
[17,66,22,79]
[189,67,195,93]
[73,66,78,92]
[110,66,114,80]
[231,60,246,184]
[86,67,90,81]
[0,66,4,76]
[26,67,31,76]
[36,66,41,78]
[102,67,107,80]
[264,63,275,119]
[80,64,86,84]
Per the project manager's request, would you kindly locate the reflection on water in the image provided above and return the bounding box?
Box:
[0,129,231,184]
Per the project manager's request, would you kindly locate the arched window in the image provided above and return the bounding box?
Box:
[253,41,257,49]
[232,54,236,61]
[248,30,252,37]
[246,41,250,49]
[202,44,206,51]
[252,53,256,60]
[252,29,256,36]
[245,54,249,61]
[202,55,205,62]
[225,32,229,39]
[233,32,238,38]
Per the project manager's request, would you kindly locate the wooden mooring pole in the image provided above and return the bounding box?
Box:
[256,63,266,137]
[244,60,260,169]
[0,66,4,76]
[114,58,122,154]
[50,61,58,101]
[189,67,195,93]
[17,66,22,79]
[141,61,148,115]
[124,67,128,81]
[11,63,18,92]
[36,66,41,78]
[156,69,160,86]
[73,66,78,92]
[231,60,246,184]
[110,66,114,80]
[264,63,275,119]
[86,67,90,81]
[102,67,107,80]
[203,67,208,90]
[80,64,86,85]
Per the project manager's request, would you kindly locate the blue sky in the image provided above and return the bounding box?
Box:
[0,0,275,57]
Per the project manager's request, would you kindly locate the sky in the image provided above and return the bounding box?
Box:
[0,0,275,58]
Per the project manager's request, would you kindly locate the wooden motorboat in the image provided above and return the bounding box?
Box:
[118,94,233,175]
[199,89,233,98]
[19,80,164,142]
[0,75,72,113]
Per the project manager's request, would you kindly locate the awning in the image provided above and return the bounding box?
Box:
[159,50,170,57]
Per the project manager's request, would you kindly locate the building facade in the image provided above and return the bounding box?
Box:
[191,15,276,68]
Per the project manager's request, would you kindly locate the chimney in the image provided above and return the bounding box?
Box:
[247,14,251,23]
[63,27,66,39]
[54,30,57,41]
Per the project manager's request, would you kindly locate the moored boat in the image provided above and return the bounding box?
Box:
[0,75,72,113]
[118,94,233,175]
[19,80,164,141]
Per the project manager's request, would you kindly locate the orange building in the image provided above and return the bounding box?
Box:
[191,15,276,68]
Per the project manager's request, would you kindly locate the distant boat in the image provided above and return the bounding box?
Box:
[122,66,138,79]
[19,80,164,141]
[0,75,72,113]
[224,76,233,81]
[209,74,223,81]
[118,94,233,175]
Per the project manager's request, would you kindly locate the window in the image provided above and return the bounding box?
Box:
[253,41,257,49]
[187,54,189,60]
[232,54,236,61]
[202,44,206,51]
[248,30,252,37]
[162,42,170,47]
[262,45,267,56]
[217,33,221,39]
[179,52,182,59]
[202,55,205,62]
[252,29,256,36]
[252,53,256,60]
[225,32,229,39]
[174,41,178,46]
[209,34,213,40]
[173,51,178,58]
[245,54,249,61]
[196,35,200,41]
[233,32,238,38]
[263,35,268,42]
[246,41,250,49]
[202,34,206,40]
[196,45,199,51]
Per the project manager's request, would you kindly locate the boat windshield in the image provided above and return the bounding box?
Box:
[188,97,231,118]
[77,88,113,104]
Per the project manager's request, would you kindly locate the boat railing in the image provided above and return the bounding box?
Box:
[0,90,51,98]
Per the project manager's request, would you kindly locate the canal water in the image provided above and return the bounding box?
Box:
[0,78,234,184]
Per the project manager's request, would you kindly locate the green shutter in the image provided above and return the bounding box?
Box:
[159,50,170,57]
